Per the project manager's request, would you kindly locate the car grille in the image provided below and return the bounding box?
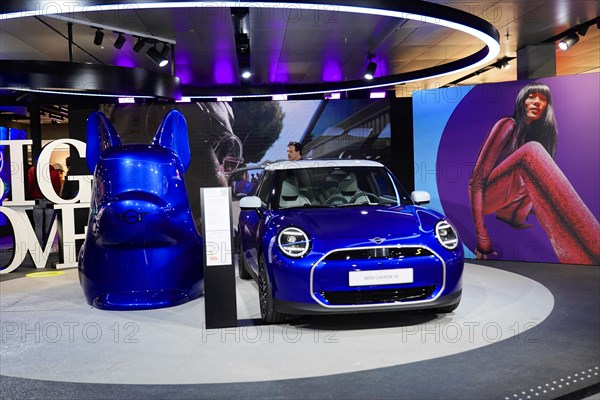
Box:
[319,286,436,305]
[323,246,433,261]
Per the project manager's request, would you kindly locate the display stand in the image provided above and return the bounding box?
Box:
[200,187,238,329]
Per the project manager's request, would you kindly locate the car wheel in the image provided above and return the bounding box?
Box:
[434,301,460,314]
[258,255,286,324]
[238,248,252,280]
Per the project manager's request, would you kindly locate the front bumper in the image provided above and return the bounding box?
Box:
[268,243,463,313]
[274,290,462,315]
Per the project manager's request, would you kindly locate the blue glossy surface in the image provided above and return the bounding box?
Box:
[239,164,464,314]
[79,110,203,310]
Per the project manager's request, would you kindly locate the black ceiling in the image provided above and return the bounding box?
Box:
[0,0,598,105]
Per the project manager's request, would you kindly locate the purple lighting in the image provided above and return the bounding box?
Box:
[175,53,194,85]
[270,54,289,83]
[322,60,342,82]
[114,54,136,68]
[377,57,389,78]
[214,60,235,84]
[176,65,194,85]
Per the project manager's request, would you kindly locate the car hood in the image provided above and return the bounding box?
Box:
[273,206,442,240]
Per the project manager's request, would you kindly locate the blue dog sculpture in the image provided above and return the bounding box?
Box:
[79,110,204,310]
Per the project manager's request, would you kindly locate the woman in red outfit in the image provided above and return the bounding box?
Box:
[469,82,600,264]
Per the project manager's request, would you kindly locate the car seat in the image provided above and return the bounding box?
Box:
[335,173,370,203]
[317,175,339,204]
[279,176,310,208]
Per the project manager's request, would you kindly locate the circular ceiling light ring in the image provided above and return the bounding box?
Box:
[0,1,499,99]
[0,60,179,99]
[186,47,494,99]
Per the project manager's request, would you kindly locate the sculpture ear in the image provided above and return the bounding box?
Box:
[86,111,122,173]
[152,109,191,171]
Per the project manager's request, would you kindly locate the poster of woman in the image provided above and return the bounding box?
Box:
[414,73,600,265]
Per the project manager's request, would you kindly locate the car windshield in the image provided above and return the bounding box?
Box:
[274,167,413,209]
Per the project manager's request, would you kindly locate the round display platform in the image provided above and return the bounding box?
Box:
[0,263,553,384]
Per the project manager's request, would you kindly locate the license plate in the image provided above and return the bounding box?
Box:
[348,268,413,287]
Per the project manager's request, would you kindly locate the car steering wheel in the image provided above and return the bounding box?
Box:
[326,196,349,205]
[349,192,379,203]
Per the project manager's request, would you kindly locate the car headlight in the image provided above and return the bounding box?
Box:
[435,220,459,250]
[277,227,310,258]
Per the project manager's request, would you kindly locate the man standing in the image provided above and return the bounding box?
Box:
[27,162,61,246]
[287,141,303,161]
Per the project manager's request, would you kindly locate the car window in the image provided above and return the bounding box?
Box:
[274,167,410,209]
[229,167,264,198]
[388,172,414,205]
[257,171,274,206]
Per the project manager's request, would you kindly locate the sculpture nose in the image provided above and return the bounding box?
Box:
[105,191,169,208]
[92,195,184,248]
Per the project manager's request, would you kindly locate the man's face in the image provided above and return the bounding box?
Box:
[287,145,301,161]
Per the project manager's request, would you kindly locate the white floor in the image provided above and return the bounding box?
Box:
[0,263,554,384]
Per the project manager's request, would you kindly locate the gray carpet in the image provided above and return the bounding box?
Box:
[0,260,598,399]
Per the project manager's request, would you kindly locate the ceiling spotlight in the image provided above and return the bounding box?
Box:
[93,28,104,46]
[364,53,377,80]
[114,33,126,49]
[239,55,251,79]
[160,43,170,58]
[577,24,589,37]
[146,45,169,67]
[133,37,146,52]
[236,32,251,81]
[558,32,579,51]
[496,59,511,69]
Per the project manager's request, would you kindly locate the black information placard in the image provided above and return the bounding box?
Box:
[200,187,238,329]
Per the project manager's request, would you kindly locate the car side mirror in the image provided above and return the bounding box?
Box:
[411,190,430,205]
[239,195,262,209]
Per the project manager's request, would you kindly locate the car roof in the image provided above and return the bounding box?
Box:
[264,159,385,171]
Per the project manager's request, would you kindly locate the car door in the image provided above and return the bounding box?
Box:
[240,171,274,274]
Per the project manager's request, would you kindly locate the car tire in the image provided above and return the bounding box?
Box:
[434,301,460,314]
[238,248,252,280]
[258,255,286,324]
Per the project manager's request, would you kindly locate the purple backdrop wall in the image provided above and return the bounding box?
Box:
[435,74,599,263]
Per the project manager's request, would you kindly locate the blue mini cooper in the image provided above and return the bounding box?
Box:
[238,160,463,323]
